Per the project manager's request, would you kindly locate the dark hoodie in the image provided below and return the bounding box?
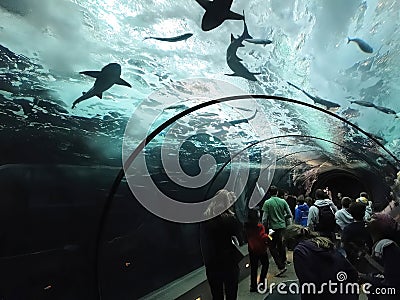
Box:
[295,204,310,226]
[293,239,359,300]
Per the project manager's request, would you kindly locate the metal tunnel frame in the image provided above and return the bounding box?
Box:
[95,94,399,299]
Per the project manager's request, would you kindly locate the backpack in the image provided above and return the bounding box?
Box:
[300,208,309,226]
[315,204,336,233]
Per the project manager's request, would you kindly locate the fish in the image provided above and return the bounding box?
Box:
[143,33,193,42]
[374,105,398,117]
[347,37,373,53]
[349,100,376,108]
[229,109,258,125]
[163,104,189,111]
[225,13,260,81]
[72,63,131,108]
[195,0,243,31]
[287,81,340,109]
[244,38,273,46]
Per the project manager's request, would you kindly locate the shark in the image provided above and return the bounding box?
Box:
[143,33,193,42]
[287,81,340,110]
[72,63,131,109]
[225,13,261,81]
[244,38,273,46]
[195,0,243,31]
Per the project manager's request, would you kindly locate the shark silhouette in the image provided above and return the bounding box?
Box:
[195,0,243,31]
[143,33,193,42]
[72,63,131,109]
[287,81,340,110]
[226,13,261,81]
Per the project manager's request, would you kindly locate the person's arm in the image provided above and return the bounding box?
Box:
[307,206,317,230]
[335,211,344,229]
[293,247,310,284]
[283,201,293,226]
[330,201,338,213]
[294,208,300,224]
[262,210,269,228]
[262,201,269,227]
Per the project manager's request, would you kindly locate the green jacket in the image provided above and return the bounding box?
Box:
[262,196,292,230]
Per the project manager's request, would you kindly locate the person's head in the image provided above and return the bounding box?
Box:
[204,189,236,217]
[341,197,353,209]
[283,191,289,200]
[356,196,369,206]
[360,192,369,200]
[284,225,318,250]
[297,195,305,205]
[367,213,398,243]
[315,189,328,200]
[247,209,260,225]
[305,196,314,207]
[277,189,286,198]
[269,186,278,196]
[349,202,366,221]
[284,224,334,251]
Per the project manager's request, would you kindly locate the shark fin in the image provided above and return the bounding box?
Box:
[96,93,103,99]
[225,73,239,77]
[115,77,132,87]
[79,71,101,78]
[82,92,86,95]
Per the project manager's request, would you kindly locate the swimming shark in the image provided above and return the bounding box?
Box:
[244,38,273,46]
[349,100,376,108]
[347,37,373,53]
[374,105,397,116]
[143,33,193,42]
[72,63,131,109]
[195,0,243,31]
[226,14,261,81]
[287,81,340,110]
[229,109,258,125]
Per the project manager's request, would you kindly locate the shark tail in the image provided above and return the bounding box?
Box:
[347,37,351,44]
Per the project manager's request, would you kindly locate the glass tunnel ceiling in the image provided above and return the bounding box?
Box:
[0,0,399,180]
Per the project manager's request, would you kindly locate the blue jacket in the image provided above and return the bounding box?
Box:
[295,203,309,226]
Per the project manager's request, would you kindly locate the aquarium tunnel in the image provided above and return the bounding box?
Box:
[0,0,400,299]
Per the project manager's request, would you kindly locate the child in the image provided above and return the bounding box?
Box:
[244,209,270,292]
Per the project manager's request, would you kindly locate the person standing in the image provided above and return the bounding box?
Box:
[200,190,242,300]
[244,209,270,292]
[335,197,354,231]
[294,197,309,226]
[307,189,338,241]
[262,186,292,276]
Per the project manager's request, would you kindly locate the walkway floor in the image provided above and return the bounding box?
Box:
[237,250,368,300]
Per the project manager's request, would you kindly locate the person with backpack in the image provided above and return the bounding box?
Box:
[341,202,373,272]
[295,197,309,226]
[307,188,338,241]
[244,209,270,292]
